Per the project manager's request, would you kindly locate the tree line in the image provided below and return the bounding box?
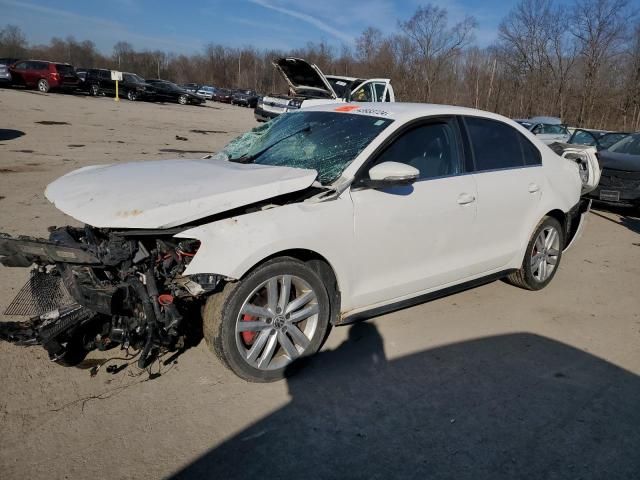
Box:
[1,0,639,131]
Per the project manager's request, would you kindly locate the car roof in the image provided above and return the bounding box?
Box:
[303,102,521,124]
[529,116,563,124]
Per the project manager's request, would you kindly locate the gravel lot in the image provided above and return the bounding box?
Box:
[1,88,639,479]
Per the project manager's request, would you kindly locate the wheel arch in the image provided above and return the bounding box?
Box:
[239,248,342,325]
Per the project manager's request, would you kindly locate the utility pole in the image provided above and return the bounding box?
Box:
[237,52,241,87]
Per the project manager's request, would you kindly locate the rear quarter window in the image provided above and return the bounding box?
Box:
[55,64,75,74]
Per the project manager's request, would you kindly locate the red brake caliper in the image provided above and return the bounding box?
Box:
[241,315,257,344]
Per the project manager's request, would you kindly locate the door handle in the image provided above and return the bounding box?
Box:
[457,193,476,205]
[528,183,540,193]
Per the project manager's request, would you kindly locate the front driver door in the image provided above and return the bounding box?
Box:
[349,118,479,310]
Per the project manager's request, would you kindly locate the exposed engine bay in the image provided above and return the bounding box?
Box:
[0,226,218,368]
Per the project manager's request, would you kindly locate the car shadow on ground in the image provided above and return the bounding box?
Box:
[591,205,640,235]
[171,323,640,479]
[0,129,25,141]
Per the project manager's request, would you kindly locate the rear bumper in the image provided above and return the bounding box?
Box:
[564,198,592,251]
[586,188,640,207]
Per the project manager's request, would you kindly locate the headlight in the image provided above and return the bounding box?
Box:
[288,98,302,109]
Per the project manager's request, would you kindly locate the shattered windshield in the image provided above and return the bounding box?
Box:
[219,111,394,184]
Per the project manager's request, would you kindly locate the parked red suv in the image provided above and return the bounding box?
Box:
[9,60,79,92]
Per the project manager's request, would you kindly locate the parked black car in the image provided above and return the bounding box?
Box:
[180,83,200,93]
[231,89,259,108]
[80,68,152,101]
[568,129,630,151]
[587,132,640,209]
[145,79,205,105]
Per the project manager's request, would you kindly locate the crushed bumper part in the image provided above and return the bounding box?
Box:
[0,225,212,367]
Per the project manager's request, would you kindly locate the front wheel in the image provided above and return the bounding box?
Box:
[203,257,331,382]
[507,216,564,290]
[178,94,188,105]
[89,84,100,96]
[37,78,50,93]
[127,90,137,101]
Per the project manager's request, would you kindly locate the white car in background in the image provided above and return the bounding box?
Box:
[0,103,596,382]
[516,116,571,144]
[255,57,395,121]
[196,85,216,100]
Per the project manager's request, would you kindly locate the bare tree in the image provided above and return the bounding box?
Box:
[399,5,477,102]
[570,0,634,125]
[0,24,27,58]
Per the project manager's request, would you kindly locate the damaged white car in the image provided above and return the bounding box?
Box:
[0,103,597,382]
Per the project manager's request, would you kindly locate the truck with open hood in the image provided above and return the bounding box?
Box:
[254,57,395,122]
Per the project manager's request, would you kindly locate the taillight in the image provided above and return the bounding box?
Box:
[50,71,60,80]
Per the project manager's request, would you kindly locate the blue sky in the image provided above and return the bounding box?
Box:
[0,0,538,54]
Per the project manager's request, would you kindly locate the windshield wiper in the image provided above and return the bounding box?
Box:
[230,124,311,164]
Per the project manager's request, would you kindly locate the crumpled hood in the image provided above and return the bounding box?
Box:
[45,159,318,229]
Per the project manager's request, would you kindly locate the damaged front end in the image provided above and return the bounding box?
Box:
[0,226,218,367]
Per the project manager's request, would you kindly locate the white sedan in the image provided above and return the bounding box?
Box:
[0,103,596,382]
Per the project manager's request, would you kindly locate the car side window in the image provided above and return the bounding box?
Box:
[374,121,461,180]
[352,84,374,102]
[465,117,524,171]
[520,136,542,166]
[13,61,28,69]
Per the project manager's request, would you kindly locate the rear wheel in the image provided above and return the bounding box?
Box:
[37,78,50,93]
[203,257,331,382]
[507,216,564,290]
[178,94,188,105]
[89,84,100,96]
[127,90,137,101]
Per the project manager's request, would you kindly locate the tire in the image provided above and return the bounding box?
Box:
[203,257,331,382]
[178,94,188,105]
[127,90,137,101]
[507,216,564,290]
[37,78,50,93]
[89,84,100,96]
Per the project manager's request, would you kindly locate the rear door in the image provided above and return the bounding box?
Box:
[27,61,47,86]
[461,116,545,271]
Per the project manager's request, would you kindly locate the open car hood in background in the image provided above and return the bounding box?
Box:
[273,57,336,98]
[45,159,318,229]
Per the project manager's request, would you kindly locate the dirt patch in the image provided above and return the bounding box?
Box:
[35,121,70,125]
[68,144,85,148]
[11,149,35,153]
[0,168,16,173]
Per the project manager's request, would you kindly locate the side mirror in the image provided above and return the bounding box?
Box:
[362,161,419,189]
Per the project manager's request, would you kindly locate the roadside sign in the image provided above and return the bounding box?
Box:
[110,71,123,102]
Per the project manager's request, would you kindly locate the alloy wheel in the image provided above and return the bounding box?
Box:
[531,226,560,282]
[235,274,319,371]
